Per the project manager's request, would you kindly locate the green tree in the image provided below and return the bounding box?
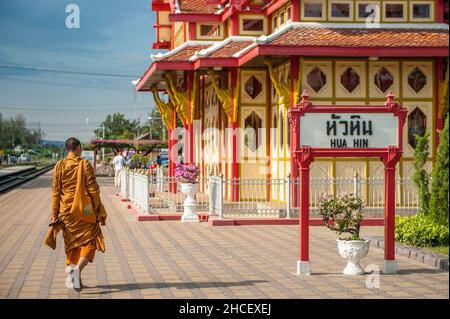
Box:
[412,132,431,215]
[0,114,43,150]
[429,114,449,225]
[94,113,139,140]
[140,108,165,140]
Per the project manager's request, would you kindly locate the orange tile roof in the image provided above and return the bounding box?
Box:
[207,40,254,58]
[268,27,449,48]
[178,0,218,14]
[164,44,212,61]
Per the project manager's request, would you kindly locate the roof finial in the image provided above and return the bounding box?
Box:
[386,91,395,103]
[301,89,310,103]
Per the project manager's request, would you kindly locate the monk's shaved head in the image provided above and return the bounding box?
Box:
[65,137,81,152]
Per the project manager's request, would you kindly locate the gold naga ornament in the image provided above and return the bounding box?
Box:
[151,86,175,130]
[208,69,241,123]
[163,73,190,125]
[264,58,302,109]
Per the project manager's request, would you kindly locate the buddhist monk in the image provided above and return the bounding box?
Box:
[50,137,107,291]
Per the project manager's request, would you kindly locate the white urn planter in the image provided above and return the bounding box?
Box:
[336,239,370,275]
[180,183,199,222]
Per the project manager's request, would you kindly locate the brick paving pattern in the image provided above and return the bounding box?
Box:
[0,173,448,299]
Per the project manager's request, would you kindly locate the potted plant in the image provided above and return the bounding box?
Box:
[319,193,369,275]
[175,162,200,222]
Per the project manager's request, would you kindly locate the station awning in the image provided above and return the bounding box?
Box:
[136,22,449,92]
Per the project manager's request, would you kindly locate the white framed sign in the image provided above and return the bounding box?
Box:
[81,150,95,165]
[299,113,398,149]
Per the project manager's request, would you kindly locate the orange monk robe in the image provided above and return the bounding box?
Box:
[51,153,106,261]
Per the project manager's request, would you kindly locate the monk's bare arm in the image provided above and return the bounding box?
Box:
[51,161,62,221]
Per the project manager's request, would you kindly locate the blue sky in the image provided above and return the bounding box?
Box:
[0,0,161,141]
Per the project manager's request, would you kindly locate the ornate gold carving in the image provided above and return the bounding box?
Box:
[232,69,241,123]
[191,71,199,122]
[264,58,302,109]
[208,70,232,121]
[163,73,189,125]
[208,70,240,122]
[151,86,175,130]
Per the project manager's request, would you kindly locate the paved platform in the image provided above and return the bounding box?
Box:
[0,173,448,299]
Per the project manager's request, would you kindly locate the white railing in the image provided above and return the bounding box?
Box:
[208,175,421,219]
[208,176,223,219]
[120,169,129,199]
[131,173,150,214]
[119,169,421,219]
[123,168,209,215]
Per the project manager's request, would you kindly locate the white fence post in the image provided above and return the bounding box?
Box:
[120,169,129,200]
[143,174,149,215]
[286,174,291,219]
[353,172,359,196]
[208,175,213,215]
[219,174,223,219]
[156,167,163,192]
[129,171,134,204]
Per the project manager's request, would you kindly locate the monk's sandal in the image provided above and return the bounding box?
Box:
[65,264,76,289]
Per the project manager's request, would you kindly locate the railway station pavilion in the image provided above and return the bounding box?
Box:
[134,0,449,206]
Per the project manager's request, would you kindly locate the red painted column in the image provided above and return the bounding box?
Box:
[169,102,178,193]
[266,68,272,200]
[230,69,239,201]
[189,122,194,164]
[188,22,196,40]
[218,84,223,174]
[291,0,300,22]
[299,162,310,261]
[168,129,172,188]
[297,146,313,275]
[201,75,206,190]
[436,0,444,23]
[168,127,177,193]
[291,92,313,275]
[230,7,239,36]
[183,124,190,164]
[290,57,300,207]
[382,146,401,274]
[93,147,97,175]
[231,121,239,201]
[384,164,396,261]
[186,71,195,165]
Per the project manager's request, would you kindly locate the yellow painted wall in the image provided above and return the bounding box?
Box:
[299,0,436,23]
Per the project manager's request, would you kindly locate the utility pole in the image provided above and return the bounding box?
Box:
[0,113,2,147]
[132,86,137,140]
[137,117,141,138]
[162,124,166,141]
[148,116,153,140]
[102,124,105,161]
[38,121,41,145]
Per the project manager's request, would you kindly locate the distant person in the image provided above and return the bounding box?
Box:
[112,151,126,187]
[156,155,162,166]
[45,137,107,292]
[149,161,157,171]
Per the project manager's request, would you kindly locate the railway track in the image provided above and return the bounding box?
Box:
[0,164,55,193]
